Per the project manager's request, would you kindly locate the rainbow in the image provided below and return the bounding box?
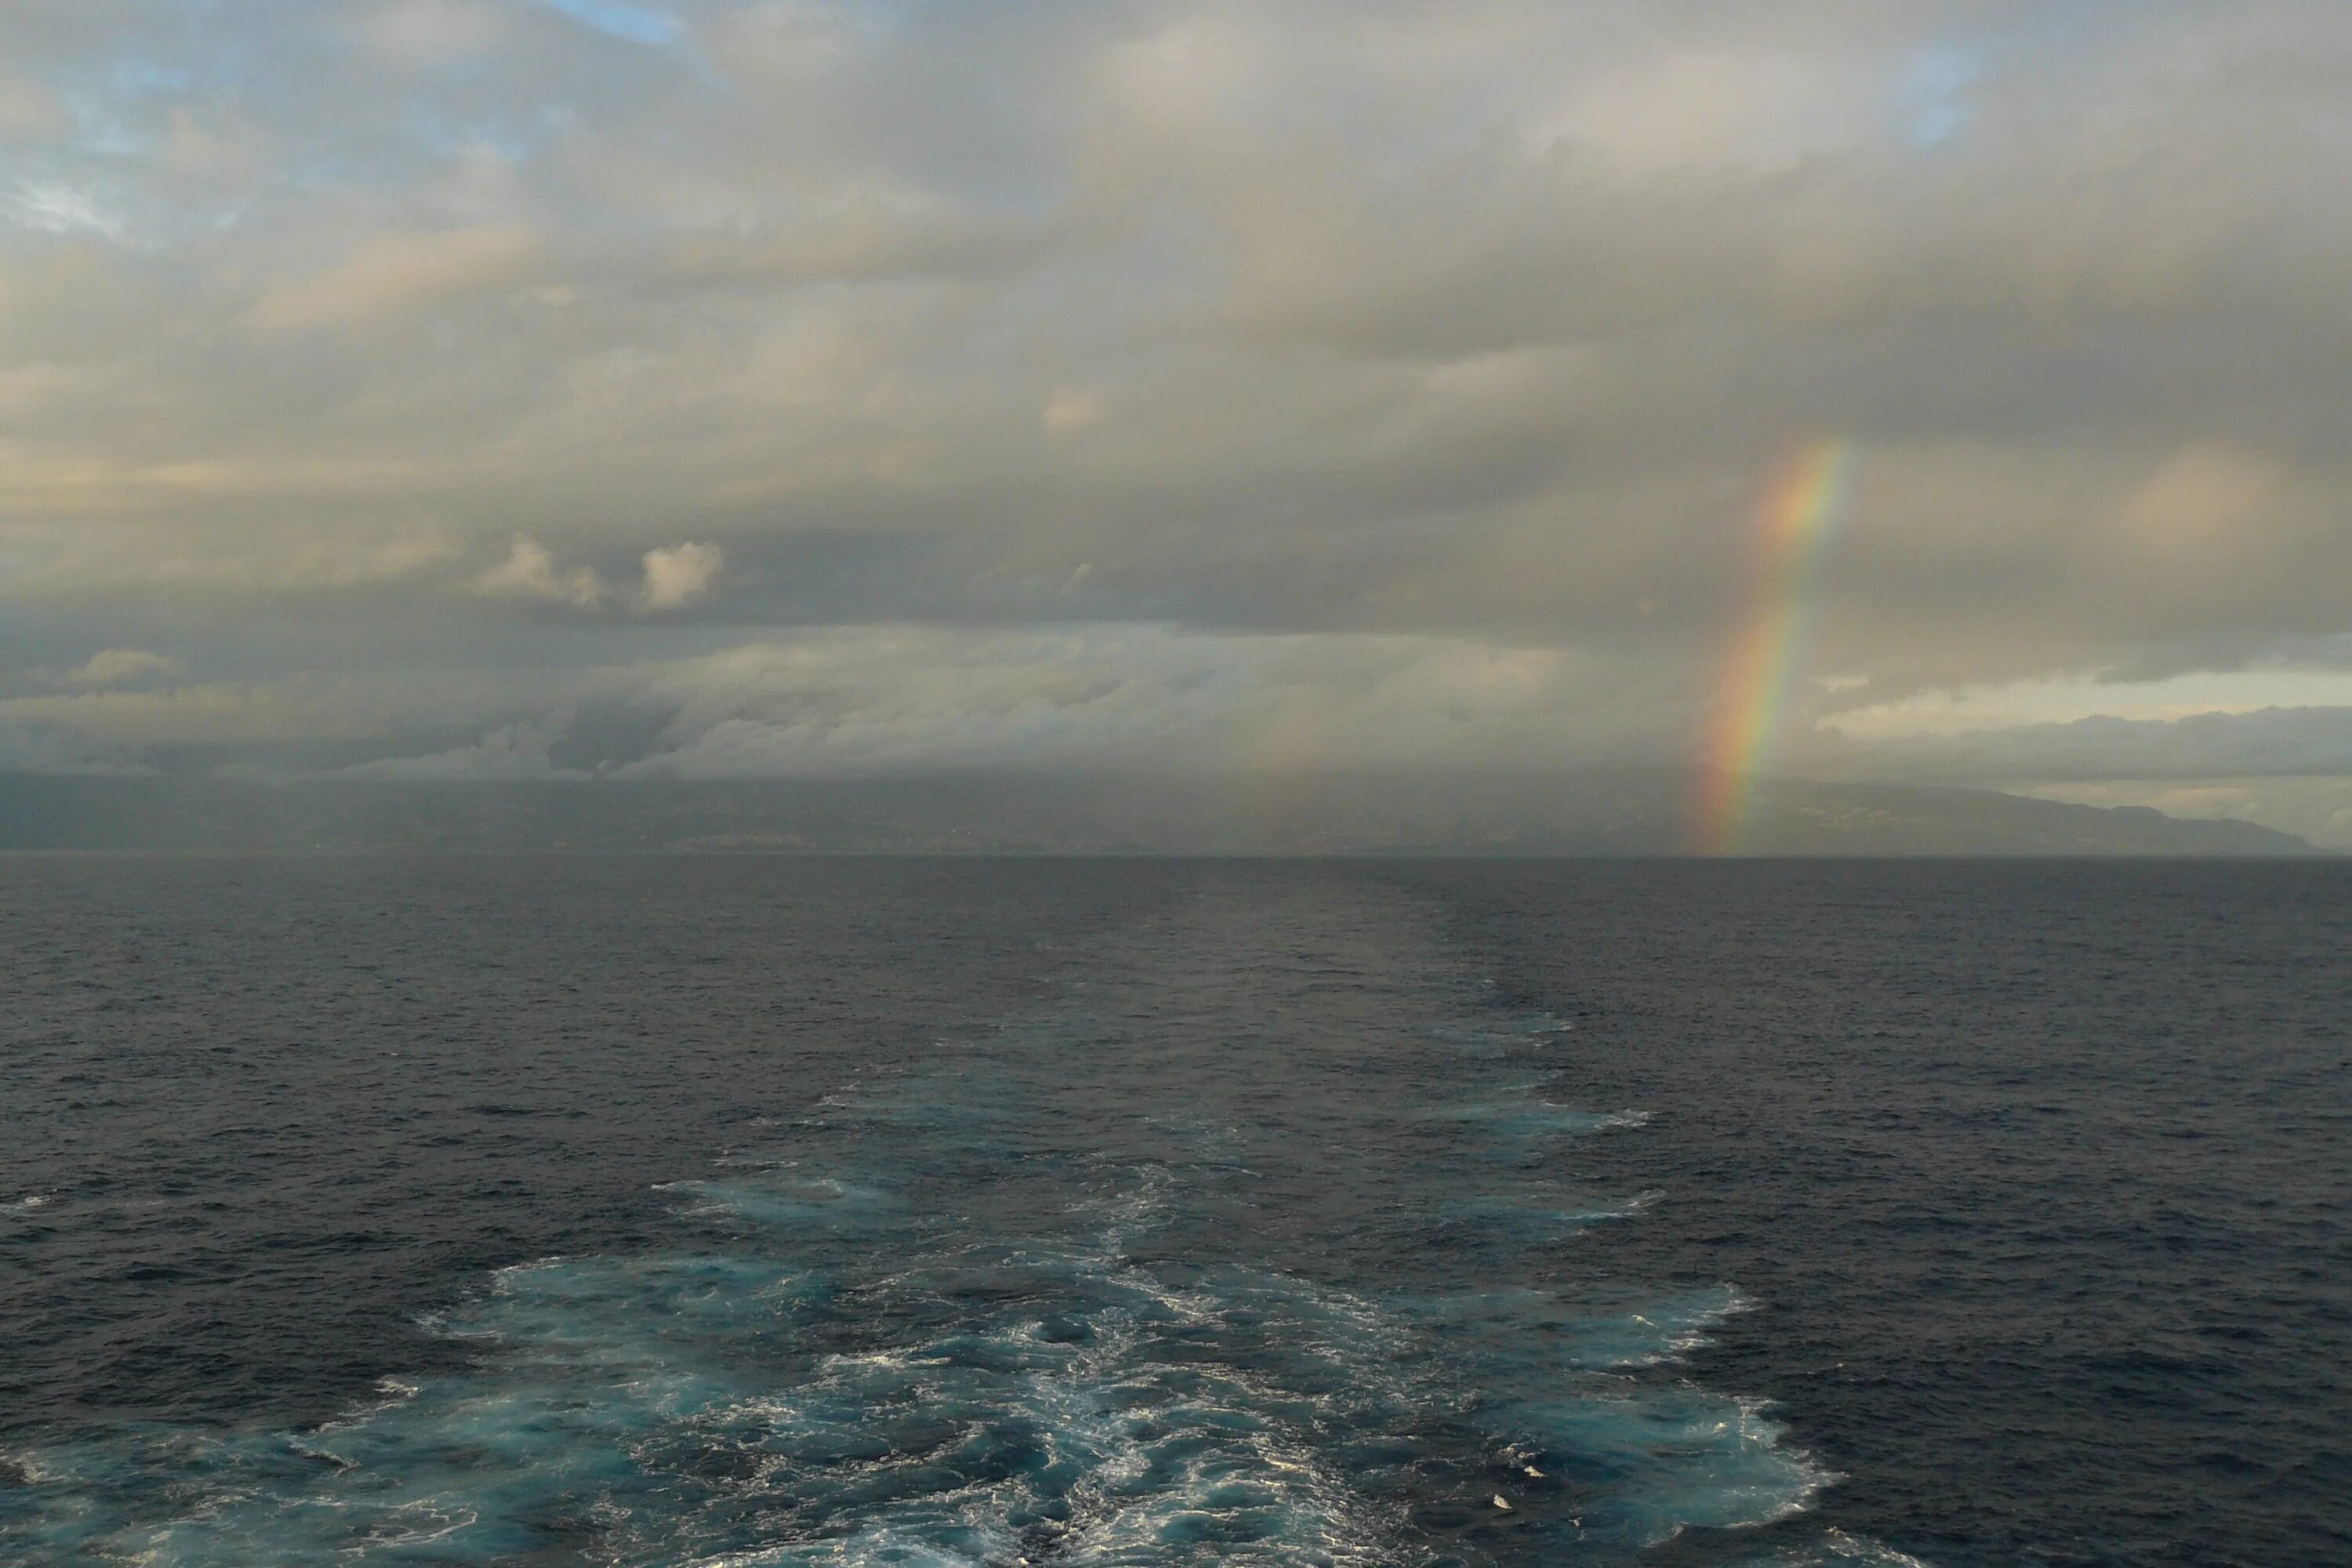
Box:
[1691,440,1857,854]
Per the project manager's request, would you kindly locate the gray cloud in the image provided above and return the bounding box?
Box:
[4,0,2351,826]
[272,626,1677,782]
[1828,707,2352,787]
[0,624,1674,782]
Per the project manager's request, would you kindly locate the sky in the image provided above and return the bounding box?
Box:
[5,1,2352,841]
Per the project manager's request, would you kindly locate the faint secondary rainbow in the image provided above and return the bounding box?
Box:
[1692,440,1857,854]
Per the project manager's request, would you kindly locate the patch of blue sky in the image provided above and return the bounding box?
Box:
[535,0,684,47]
[52,35,245,159]
[1900,45,1981,149]
[1910,100,1965,148]
[104,60,195,98]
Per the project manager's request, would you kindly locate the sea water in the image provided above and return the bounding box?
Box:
[2,858,2345,1566]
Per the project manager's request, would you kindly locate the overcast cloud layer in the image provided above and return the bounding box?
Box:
[6,2,2352,837]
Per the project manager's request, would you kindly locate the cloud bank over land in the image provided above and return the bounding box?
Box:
[5,2,2352,837]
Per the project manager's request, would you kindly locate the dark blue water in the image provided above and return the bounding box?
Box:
[1,858,2345,1566]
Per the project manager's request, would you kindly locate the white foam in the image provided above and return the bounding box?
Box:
[0,1448,55,1485]
[1820,1526,1940,1566]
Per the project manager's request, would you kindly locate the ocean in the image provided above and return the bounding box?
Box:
[1,857,2345,1566]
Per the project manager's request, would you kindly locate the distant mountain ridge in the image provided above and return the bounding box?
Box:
[0,772,2316,855]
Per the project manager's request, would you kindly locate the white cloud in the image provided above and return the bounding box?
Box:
[638,541,723,612]
[55,649,187,689]
[470,537,608,607]
[3,182,125,240]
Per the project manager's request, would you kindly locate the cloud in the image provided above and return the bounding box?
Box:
[1042,389,1104,433]
[7,527,465,598]
[472,538,607,607]
[3,182,125,239]
[0,70,67,140]
[0,718,114,773]
[0,0,2349,804]
[604,625,1669,779]
[535,0,681,48]
[1828,705,2352,786]
[249,225,543,332]
[332,716,570,780]
[638,541,723,612]
[0,623,1669,779]
[55,649,187,689]
[0,684,341,750]
[358,0,506,66]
